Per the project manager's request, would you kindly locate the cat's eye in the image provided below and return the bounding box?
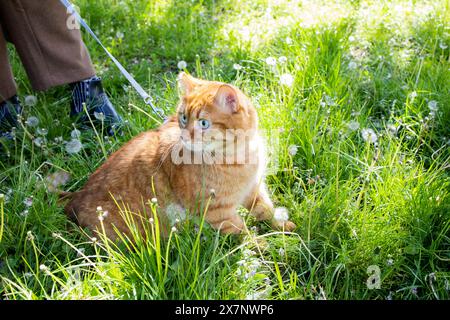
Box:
[198,119,210,130]
[179,113,188,127]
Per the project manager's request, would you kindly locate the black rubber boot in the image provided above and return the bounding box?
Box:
[0,95,23,139]
[70,76,122,136]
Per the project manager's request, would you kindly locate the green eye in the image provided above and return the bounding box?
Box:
[199,119,210,130]
[179,113,187,126]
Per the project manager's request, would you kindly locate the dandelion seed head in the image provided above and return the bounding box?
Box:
[280,73,294,87]
[177,60,187,69]
[171,226,177,233]
[24,95,37,107]
[94,112,105,121]
[20,210,29,217]
[116,31,124,39]
[166,203,186,226]
[23,197,33,207]
[265,57,277,66]
[361,128,378,144]
[347,121,360,131]
[233,63,243,70]
[428,100,438,112]
[33,137,44,147]
[288,144,298,156]
[37,128,48,136]
[274,207,289,222]
[278,56,287,64]
[71,129,81,139]
[25,116,39,127]
[151,197,158,204]
[348,61,358,70]
[26,231,34,241]
[65,139,82,154]
[409,91,417,99]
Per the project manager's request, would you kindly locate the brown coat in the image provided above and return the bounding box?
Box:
[0,0,95,102]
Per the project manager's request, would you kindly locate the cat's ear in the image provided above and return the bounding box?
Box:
[214,85,239,113]
[177,72,204,95]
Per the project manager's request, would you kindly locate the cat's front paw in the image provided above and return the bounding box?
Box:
[271,207,296,232]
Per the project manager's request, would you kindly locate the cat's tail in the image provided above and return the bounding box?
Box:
[58,191,74,202]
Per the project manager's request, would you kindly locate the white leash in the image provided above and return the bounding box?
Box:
[60,0,165,120]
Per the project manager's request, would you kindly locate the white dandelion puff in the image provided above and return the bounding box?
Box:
[288,144,298,156]
[273,207,289,222]
[361,128,378,144]
[94,111,105,121]
[26,231,34,241]
[347,121,360,131]
[166,203,186,226]
[36,128,48,136]
[33,137,44,147]
[23,197,33,207]
[265,57,277,66]
[233,63,243,70]
[428,100,438,112]
[116,31,124,39]
[177,60,187,70]
[280,73,294,87]
[20,210,29,217]
[24,95,37,107]
[348,61,358,70]
[71,129,81,139]
[278,56,287,64]
[25,116,39,127]
[65,139,83,154]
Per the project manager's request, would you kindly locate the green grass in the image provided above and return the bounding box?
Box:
[1,0,449,300]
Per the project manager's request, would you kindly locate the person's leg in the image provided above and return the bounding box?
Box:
[0,22,22,138]
[0,0,95,91]
[0,0,122,136]
[0,23,17,103]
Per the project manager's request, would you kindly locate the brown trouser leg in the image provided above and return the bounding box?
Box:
[0,0,96,103]
[0,23,17,102]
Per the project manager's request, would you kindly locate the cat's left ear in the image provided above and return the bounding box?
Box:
[214,85,240,113]
[177,72,205,95]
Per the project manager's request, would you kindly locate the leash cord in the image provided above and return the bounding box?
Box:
[60,0,165,120]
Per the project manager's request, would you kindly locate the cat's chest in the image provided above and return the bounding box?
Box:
[175,163,258,205]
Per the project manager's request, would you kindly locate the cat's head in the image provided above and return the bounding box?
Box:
[176,72,258,154]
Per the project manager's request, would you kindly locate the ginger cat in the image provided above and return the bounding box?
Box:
[64,73,296,240]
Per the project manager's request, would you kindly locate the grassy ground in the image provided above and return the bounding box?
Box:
[0,0,449,300]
